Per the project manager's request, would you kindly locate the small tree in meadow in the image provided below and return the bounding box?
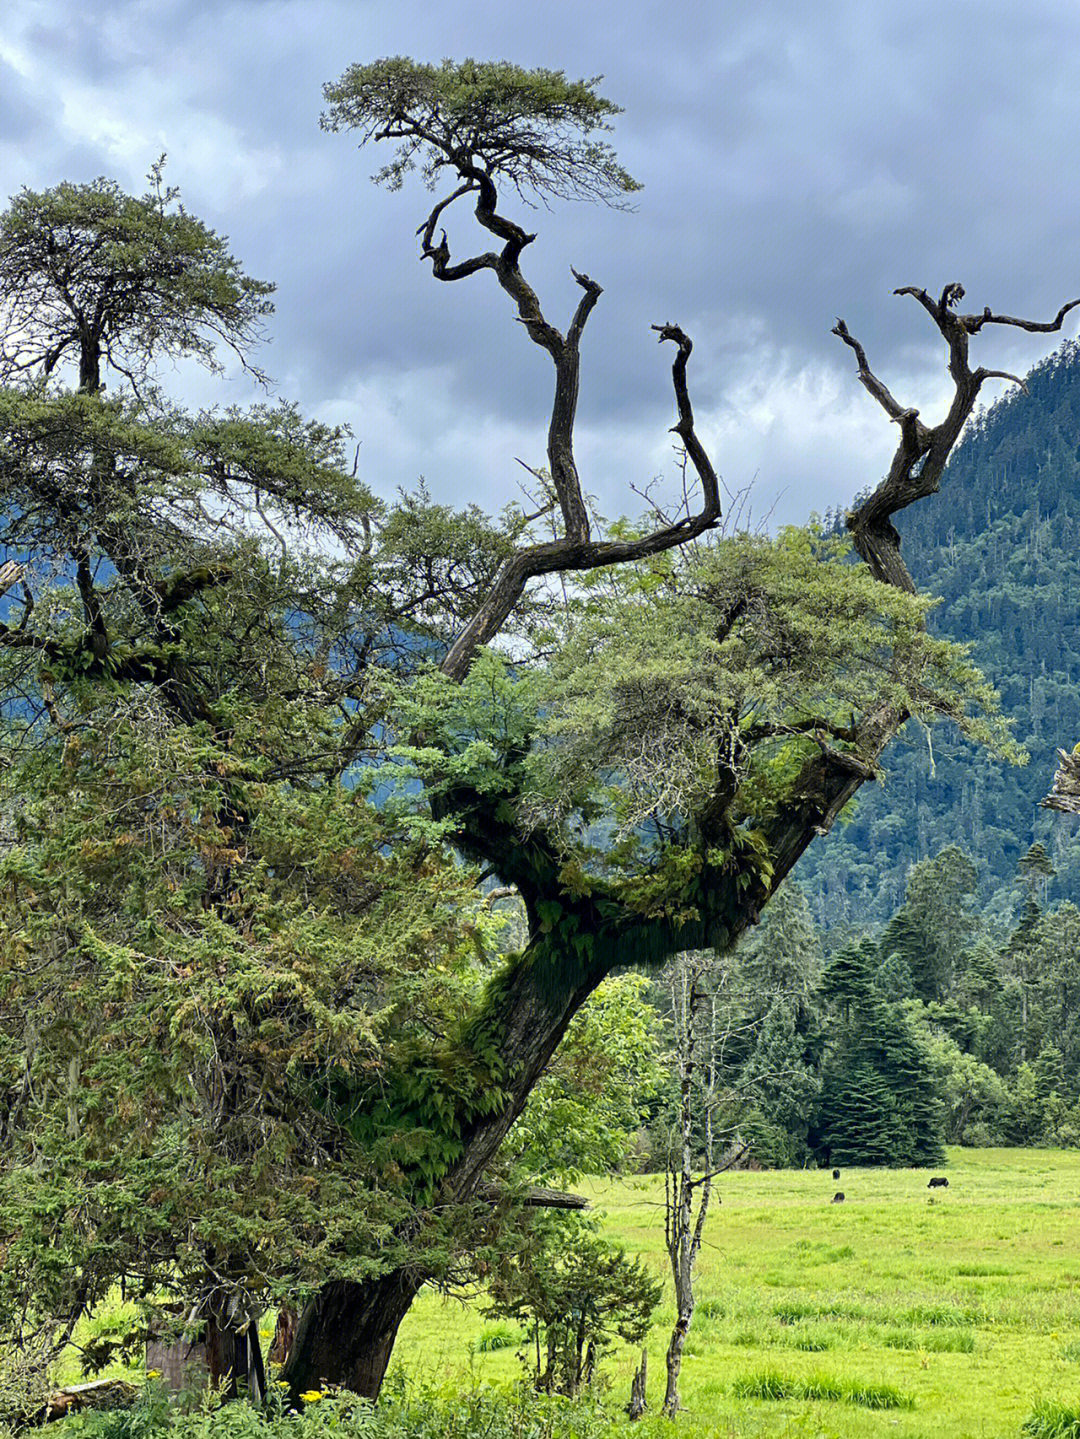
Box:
[486,1217,661,1398]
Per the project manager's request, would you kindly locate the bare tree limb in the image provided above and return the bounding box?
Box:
[963,298,1080,334]
[1043,748,1080,815]
[438,322,722,680]
[831,319,912,424]
[651,324,722,520]
[474,1181,588,1210]
[834,286,1077,596]
[977,368,1029,393]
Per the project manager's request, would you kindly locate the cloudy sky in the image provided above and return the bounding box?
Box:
[2,0,1079,529]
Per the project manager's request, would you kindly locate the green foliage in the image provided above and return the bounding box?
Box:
[0,1334,53,1433]
[524,529,1017,855]
[471,1324,524,1354]
[0,696,487,1332]
[63,1383,615,1439]
[918,1026,1011,1145]
[485,1217,661,1397]
[1023,1400,1080,1439]
[321,59,639,204]
[815,991,945,1167]
[0,163,274,389]
[508,975,663,1184]
[879,847,978,1001]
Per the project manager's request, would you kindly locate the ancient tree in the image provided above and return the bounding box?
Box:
[277,61,1077,1397]
[2,60,1077,1405]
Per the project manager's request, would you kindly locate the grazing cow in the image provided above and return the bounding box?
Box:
[832,1168,840,1180]
[831,1192,845,1203]
[927,1176,949,1189]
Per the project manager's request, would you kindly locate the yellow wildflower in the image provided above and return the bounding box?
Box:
[300,1391,323,1403]
[146,1370,162,1380]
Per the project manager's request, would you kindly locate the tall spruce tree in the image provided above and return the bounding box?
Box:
[816,996,945,1167]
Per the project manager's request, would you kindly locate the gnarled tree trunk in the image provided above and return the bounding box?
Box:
[284,122,1080,1399]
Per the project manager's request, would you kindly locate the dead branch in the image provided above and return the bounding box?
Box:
[1043,748,1080,815]
[837,286,1079,594]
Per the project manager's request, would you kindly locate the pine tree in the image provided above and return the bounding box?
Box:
[816,990,945,1166]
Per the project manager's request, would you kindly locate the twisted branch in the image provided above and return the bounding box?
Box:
[414,161,722,680]
[836,287,1079,593]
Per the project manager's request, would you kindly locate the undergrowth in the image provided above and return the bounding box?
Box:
[54,1383,616,1439]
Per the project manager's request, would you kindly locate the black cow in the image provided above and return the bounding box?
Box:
[831,1192,845,1203]
[927,1176,949,1189]
[832,1168,840,1180]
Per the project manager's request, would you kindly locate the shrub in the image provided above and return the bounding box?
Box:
[472,1325,524,1354]
[0,1336,54,1433]
[60,1383,615,1439]
[485,1221,661,1397]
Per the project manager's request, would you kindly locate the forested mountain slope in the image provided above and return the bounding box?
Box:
[797,341,1080,925]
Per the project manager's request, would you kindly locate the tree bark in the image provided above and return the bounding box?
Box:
[627,1347,648,1421]
[268,1307,297,1368]
[661,955,717,1418]
[663,1315,689,1420]
[284,1272,422,1401]
[283,878,751,1398]
[203,1316,266,1404]
[283,940,608,1397]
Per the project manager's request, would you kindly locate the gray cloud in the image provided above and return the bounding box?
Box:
[2,0,1079,527]
[0,59,43,141]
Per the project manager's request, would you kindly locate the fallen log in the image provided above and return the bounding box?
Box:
[41,1378,137,1423]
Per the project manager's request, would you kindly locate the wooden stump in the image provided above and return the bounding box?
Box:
[145,1337,209,1393]
[627,1347,648,1420]
[268,1307,297,1368]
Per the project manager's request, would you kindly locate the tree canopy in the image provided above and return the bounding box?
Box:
[0,162,274,392]
[322,58,640,203]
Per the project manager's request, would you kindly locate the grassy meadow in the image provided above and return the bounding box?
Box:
[390,1148,1080,1438]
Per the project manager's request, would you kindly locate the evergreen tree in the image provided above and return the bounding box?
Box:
[816,990,945,1166]
[881,847,978,1001]
[822,939,876,1023]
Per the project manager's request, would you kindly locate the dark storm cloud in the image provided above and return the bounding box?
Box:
[2,0,1080,524]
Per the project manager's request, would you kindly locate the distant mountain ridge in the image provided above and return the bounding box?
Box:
[796,340,1080,925]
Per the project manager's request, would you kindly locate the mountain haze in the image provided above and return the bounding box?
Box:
[797,341,1080,925]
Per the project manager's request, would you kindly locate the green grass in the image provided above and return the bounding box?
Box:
[1023,1399,1080,1438]
[471,1324,525,1354]
[391,1148,1080,1438]
[730,1367,914,1409]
